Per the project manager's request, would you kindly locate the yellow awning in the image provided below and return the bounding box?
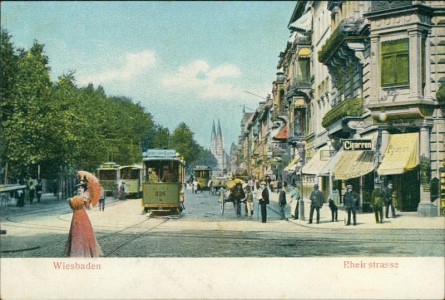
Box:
[332,150,375,180]
[284,155,300,171]
[302,145,330,175]
[377,133,419,175]
[319,150,342,176]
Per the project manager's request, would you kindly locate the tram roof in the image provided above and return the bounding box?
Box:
[194,165,212,170]
[119,164,142,170]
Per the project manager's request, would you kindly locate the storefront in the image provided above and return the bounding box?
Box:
[301,144,332,199]
[377,132,420,211]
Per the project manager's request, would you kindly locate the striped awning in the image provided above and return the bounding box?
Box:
[332,150,375,180]
[302,145,331,175]
[377,133,419,175]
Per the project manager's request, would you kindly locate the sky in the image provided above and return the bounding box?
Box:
[1,1,296,152]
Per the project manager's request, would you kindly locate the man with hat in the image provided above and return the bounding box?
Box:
[260,181,269,223]
[308,183,324,224]
[383,181,396,218]
[344,184,359,226]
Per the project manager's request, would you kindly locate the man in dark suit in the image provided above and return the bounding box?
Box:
[344,184,359,226]
[308,184,324,224]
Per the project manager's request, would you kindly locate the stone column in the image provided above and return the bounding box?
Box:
[417,123,437,216]
[423,33,432,101]
[409,29,422,100]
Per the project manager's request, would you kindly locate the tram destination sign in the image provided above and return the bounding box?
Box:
[342,139,373,151]
[143,149,176,157]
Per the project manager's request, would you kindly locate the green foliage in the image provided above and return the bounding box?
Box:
[318,26,367,64]
[420,155,431,186]
[437,83,445,106]
[321,98,364,128]
[151,125,170,149]
[168,122,201,165]
[0,30,209,182]
[193,147,217,169]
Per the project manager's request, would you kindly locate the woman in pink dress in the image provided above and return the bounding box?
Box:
[64,182,103,257]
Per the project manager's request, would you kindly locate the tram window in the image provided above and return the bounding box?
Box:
[99,170,117,180]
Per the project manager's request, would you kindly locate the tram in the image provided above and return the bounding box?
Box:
[96,162,119,196]
[118,164,143,198]
[141,149,185,214]
[193,165,212,192]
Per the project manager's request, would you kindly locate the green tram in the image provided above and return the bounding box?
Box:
[96,162,119,196]
[141,149,185,214]
[193,165,212,192]
[118,164,142,198]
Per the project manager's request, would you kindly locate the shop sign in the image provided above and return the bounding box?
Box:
[342,139,372,151]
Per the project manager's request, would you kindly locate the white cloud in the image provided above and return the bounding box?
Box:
[161,60,243,99]
[78,50,157,85]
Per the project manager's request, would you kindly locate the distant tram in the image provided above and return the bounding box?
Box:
[193,165,212,192]
[96,162,119,196]
[141,149,185,214]
[119,164,142,198]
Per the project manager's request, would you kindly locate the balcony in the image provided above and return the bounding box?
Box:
[321,98,364,128]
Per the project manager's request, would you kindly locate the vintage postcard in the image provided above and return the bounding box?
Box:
[1,1,444,299]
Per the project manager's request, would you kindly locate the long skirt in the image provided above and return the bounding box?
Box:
[64,209,103,257]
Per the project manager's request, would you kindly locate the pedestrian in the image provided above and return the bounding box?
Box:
[308,184,324,224]
[277,180,282,194]
[289,185,301,220]
[254,181,262,220]
[328,189,339,222]
[371,182,384,224]
[64,181,103,257]
[383,181,396,218]
[344,184,359,226]
[233,182,245,217]
[99,187,105,211]
[278,187,287,220]
[28,179,35,205]
[244,185,254,218]
[193,180,199,194]
[260,182,269,223]
[208,179,214,195]
[16,179,26,207]
[36,179,43,203]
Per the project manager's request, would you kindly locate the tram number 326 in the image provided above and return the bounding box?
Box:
[155,191,166,197]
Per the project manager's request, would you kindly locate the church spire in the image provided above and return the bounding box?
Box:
[217,119,222,139]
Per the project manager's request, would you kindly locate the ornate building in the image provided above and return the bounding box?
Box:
[210,120,228,176]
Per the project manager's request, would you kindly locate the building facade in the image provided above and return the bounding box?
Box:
[236,1,445,216]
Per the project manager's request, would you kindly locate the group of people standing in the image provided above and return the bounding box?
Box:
[15,178,43,207]
[370,181,397,224]
[220,180,271,222]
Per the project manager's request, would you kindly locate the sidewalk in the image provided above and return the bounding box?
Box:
[0,193,120,216]
[268,190,444,230]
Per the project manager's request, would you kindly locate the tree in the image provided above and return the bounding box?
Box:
[168,122,200,165]
[0,30,19,182]
[2,40,52,178]
[193,147,217,168]
[151,125,170,149]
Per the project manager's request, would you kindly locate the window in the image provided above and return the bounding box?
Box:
[297,57,310,83]
[293,108,305,137]
[381,39,409,87]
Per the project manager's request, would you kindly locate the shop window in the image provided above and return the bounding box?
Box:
[381,39,409,87]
